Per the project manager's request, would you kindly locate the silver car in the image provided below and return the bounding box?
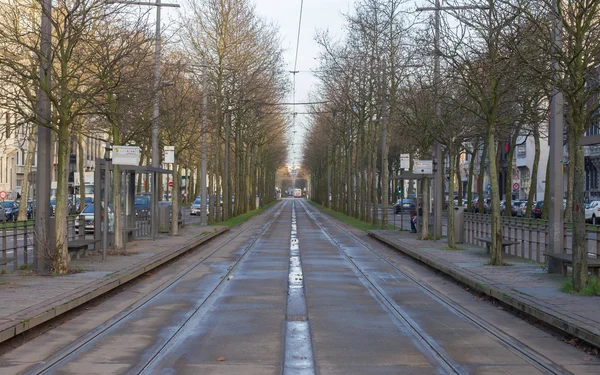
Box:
[190,197,208,215]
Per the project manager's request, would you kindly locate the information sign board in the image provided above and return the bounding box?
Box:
[413,160,433,174]
[112,146,141,166]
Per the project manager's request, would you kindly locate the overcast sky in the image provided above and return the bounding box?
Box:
[255,0,352,167]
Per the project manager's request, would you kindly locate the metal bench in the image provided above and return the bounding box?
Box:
[67,239,99,260]
[475,237,520,254]
[544,253,600,277]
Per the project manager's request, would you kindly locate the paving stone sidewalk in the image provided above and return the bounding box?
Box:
[368,229,600,348]
[0,225,228,344]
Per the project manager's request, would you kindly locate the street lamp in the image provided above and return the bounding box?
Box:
[102,144,112,261]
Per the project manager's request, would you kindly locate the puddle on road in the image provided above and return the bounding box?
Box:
[284,202,315,375]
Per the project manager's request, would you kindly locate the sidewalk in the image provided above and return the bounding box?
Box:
[368,229,600,348]
[0,225,228,344]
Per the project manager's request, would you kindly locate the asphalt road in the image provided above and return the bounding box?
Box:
[1,198,594,374]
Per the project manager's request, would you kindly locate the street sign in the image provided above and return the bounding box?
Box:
[512,183,520,191]
[487,184,491,191]
[168,181,174,187]
[400,154,410,170]
[0,191,6,200]
[512,171,520,183]
[112,146,141,166]
[164,145,175,164]
[413,160,433,174]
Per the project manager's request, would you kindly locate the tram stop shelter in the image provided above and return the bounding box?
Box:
[94,157,172,261]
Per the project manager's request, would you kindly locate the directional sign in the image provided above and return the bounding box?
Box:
[112,146,141,166]
[164,145,175,164]
[0,191,6,200]
[413,160,433,174]
[400,154,410,170]
[512,183,520,191]
[487,184,491,191]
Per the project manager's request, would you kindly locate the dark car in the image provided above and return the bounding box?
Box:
[393,199,416,214]
[135,195,151,211]
[1,200,19,221]
[532,201,543,219]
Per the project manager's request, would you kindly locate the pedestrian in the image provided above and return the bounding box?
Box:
[410,210,418,233]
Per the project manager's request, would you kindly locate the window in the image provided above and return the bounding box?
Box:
[16,149,25,166]
[16,179,22,188]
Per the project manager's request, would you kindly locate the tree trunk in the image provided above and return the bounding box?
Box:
[487,129,503,266]
[565,134,574,223]
[505,131,519,216]
[456,151,463,207]
[53,123,70,274]
[525,127,541,217]
[542,155,550,220]
[447,147,456,248]
[477,142,487,214]
[76,133,85,211]
[18,128,37,221]
[467,147,476,212]
[571,133,587,291]
[171,160,180,235]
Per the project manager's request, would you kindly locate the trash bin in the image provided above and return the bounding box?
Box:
[158,202,171,233]
[454,206,465,243]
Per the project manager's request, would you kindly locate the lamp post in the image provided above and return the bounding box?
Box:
[102,144,112,261]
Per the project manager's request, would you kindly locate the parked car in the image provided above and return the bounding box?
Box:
[532,201,543,219]
[191,197,209,215]
[516,201,528,217]
[471,198,490,213]
[1,200,19,221]
[585,200,600,224]
[393,199,416,214]
[75,204,114,234]
[510,200,522,216]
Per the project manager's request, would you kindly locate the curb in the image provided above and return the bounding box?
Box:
[0,227,229,344]
[367,230,600,349]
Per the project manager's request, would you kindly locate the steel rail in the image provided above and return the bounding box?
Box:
[300,200,572,375]
[25,201,288,375]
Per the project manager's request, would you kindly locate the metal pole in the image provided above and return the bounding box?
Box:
[150,1,162,241]
[103,159,109,261]
[34,0,52,273]
[433,0,443,240]
[381,60,389,229]
[200,64,208,226]
[549,2,564,257]
[224,110,230,220]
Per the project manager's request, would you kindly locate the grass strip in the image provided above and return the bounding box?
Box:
[307,200,380,232]
[209,201,278,228]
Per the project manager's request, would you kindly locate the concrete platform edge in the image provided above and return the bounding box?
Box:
[367,230,600,349]
[0,227,229,345]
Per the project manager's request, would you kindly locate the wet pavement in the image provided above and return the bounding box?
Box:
[368,229,600,350]
[0,200,599,374]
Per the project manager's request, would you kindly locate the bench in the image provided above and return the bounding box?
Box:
[544,253,600,277]
[475,237,520,254]
[67,239,99,260]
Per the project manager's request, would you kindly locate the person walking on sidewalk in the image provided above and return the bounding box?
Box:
[410,210,418,233]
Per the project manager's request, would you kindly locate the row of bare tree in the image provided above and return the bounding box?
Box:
[303,0,600,292]
[0,0,288,274]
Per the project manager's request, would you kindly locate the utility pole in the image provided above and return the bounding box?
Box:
[107,0,180,239]
[548,0,564,260]
[200,64,208,226]
[224,108,231,221]
[380,60,389,229]
[34,0,52,273]
[417,1,489,240]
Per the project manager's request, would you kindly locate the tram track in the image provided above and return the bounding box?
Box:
[298,200,571,375]
[24,202,288,375]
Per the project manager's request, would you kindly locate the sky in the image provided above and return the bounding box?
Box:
[254,0,353,168]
